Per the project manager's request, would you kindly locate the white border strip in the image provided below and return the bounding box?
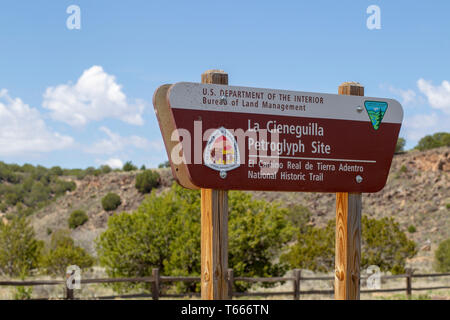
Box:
[249,155,376,163]
[169,82,404,124]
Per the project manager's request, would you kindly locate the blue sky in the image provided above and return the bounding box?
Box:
[0,0,449,169]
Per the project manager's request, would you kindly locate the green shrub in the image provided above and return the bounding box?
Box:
[415,132,450,151]
[41,229,94,276]
[434,239,450,272]
[158,161,170,168]
[446,203,450,210]
[100,165,112,174]
[281,216,417,274]
[68,210,88,229]
[13,286,33,300]
[122,161,137,172]
[0,217,43,277]
[228,191,293,291]
[51,180,76,196]
[0,164,19,183]
[96,183,293,293]
[280,220,335,272]
[285,204,311,235]
[5,192,21,206]
[0,162,77,215]
[50,166,63,176]
[395,137,406,153]
[400,165,407,173]
[363,216,417,274]
[23,182,51,207]
[16,204,34,217]
[135,170,160,194]
[408,225,416,233]
[101,193,122,211]
[20,164,35,173]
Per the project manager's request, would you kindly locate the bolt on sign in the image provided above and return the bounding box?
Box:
[153,82,403,193]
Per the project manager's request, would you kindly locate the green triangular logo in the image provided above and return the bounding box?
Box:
[364,101,388,130]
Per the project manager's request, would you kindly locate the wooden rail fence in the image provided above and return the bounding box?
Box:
[0,269,449,300]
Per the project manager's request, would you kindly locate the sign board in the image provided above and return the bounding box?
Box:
[154,82,403,192]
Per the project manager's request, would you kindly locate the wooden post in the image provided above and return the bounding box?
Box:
[152,268,160,300]
[65,285,74,300]
[293,269,301,300]
[406,268,412,299]
[201,70,229,300]
[227,268,234,299]
[334,82,364,300]
[65,271,74,300]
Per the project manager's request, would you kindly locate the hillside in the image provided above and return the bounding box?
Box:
[29,147,449,272]
[251,147,449,271]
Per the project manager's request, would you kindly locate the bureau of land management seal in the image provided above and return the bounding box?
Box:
[364,100,388,130]
[204,127,240,178]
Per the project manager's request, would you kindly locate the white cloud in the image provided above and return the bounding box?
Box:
[42,65,146,126]
[417,79,450,114]
[103,158,123,169]
[402,112,450,146]
[85,126,163,155]
[0,89,73,156]
[387,86,417,105]
[380,79,450,149]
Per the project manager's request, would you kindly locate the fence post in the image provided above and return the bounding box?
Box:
[65,286,74,300]
[152,268,160,300]
[406,268,412,299]
[293,269,301,300]
[227,269,234,299]
[65,271,74,300]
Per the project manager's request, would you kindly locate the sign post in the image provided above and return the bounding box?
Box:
[200,70,228,300]
[335,82,363,300]
[153,75,403,301]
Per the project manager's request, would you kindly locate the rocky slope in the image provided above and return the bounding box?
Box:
[31,147,449,271]
[31,169,175,255]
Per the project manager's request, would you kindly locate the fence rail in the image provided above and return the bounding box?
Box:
[0,269,449,300]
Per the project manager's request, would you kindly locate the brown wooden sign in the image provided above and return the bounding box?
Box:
[153,82,403,193]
